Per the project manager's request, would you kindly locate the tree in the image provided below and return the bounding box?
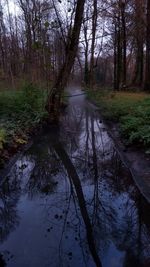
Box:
[113,0,127,90]
[46,0,86,121]
[89,0,98,89]
[0,3,5,78]
[144,0,150,91]
[82,3,90,85]
[132,0,145,87]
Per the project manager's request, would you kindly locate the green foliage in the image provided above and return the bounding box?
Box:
[120,98,150,148]
[87,89,150,150]
[44,21,50,28]
[0,82,48,147]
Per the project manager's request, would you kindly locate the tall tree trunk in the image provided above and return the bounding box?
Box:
[46,0,86,121]
[116,15,122,90]
[114,21,117,90]
[133,0,144,87]
[89,0,97,89]
[114,1,127,91]
[84,47,89,85]
[144,0,150,91]
[121,1,126,86]
[83,23,89,86]
[133,41,143,86]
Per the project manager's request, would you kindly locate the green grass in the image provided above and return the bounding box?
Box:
[87,89,150,152]
[0,82,48,154]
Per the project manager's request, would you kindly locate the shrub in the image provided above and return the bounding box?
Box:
[0,82,48,143]
[87,89,150,150]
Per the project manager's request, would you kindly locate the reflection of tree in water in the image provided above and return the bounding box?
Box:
[51,139,102,267]
[0,174,20,243]
[61,105,84,155]
[121,195,150,267]
[0,142,61,246]
[24,146,61,198]
[0,253,6,266]
[0,100,149,267]
[59,104,150,266]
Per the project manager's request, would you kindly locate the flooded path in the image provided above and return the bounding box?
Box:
[0,87,150,267]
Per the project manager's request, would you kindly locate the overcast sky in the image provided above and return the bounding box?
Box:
[1,0,20,15]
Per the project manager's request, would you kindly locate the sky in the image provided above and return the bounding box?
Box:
[9,0,20,14]
[1,0,20,15]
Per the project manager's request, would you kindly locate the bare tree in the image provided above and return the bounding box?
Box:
[89,0,98,89]
[46,0,86,120]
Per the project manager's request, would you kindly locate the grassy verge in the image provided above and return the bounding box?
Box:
[0,82,48,167]
[87,89,150,152]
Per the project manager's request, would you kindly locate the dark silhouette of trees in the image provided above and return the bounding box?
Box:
[132,0,145,87]
[0,0,150,117]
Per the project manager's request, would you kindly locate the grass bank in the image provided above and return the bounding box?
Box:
[87,89,150,153]
[0,83,48,168]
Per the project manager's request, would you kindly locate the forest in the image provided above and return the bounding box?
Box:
[0,0,150,89]
[0,0,150,161]
[0,1,150,267]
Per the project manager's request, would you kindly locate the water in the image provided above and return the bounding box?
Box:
[0,87,150,267]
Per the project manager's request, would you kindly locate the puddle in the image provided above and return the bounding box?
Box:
[0,87,150,267]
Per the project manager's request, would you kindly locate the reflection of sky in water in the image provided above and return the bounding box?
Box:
[103,242,125,267]
[0,88,150,267]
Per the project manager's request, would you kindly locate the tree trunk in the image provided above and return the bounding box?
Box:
[89,0,97,89]
[83,25,89,86]
[144,0,150,91]
[114,21,117,90]
[116,15,122,90]
[121,1,126,86]
[46,0,86,121]
[133,0,144,87]
[133,41,143,86]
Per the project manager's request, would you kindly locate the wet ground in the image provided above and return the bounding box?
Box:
[0,87,150,267]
